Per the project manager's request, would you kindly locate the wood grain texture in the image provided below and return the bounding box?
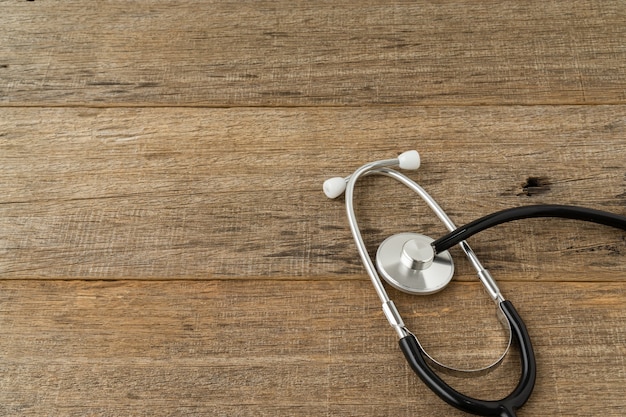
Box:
[1,106,625,280]
[0,279,625,416]
[2,1,626,416]
[1,0,625,106]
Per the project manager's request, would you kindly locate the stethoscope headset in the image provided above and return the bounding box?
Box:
[323,150,626,417]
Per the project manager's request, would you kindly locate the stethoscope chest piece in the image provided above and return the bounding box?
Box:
[376,232,454,295]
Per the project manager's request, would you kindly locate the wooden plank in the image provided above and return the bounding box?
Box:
[0,279,624,416]
[2,2,624,417]
[1,106,625,280]
[1,1,626,106]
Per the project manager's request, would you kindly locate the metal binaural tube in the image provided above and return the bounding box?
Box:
[339,160,511,375]
[344,163,506,304]
[344,158,399,306]
[373,168,504,303]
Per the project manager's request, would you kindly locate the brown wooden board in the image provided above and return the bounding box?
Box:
[0,280,624,416]
[2,1,626,416]
[1,1,625,106]
[1,107,624,280]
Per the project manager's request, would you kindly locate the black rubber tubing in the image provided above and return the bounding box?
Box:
[399,300,536,417]
[432,204,626,254]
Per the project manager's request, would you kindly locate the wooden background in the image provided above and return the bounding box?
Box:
[1,1,625,416]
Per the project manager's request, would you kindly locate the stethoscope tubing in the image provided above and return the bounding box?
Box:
[400,300,535,417]
[433,204,626,253]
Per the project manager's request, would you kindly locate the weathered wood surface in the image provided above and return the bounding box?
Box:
[1,0,626,106]
[1,1,626,416]
[0,280,625,416]
[1,107,625,280]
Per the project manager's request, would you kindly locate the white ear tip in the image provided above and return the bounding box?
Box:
[398,150,420,170]
[323,177,347,199]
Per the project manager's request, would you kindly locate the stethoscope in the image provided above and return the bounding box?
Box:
[323,151,626,417]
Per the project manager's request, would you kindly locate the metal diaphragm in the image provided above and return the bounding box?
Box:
[376,232,454,294]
